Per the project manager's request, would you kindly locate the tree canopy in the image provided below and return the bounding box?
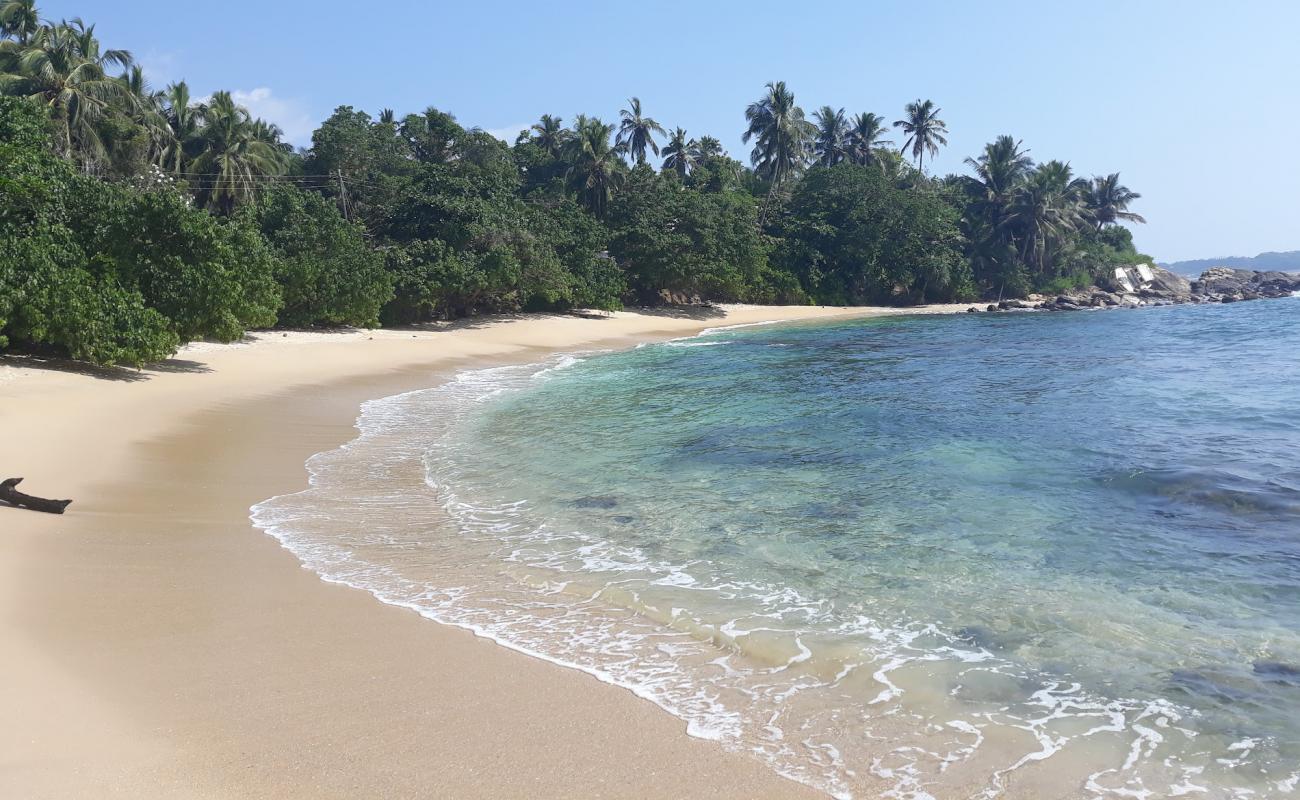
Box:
[1,3,1149,366]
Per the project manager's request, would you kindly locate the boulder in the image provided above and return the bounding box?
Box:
[1192,267,1256,297]
[1144,266,1192,300]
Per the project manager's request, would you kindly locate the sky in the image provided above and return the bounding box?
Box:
[42,0,1300,262]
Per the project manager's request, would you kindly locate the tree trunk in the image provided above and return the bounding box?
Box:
[0,478,73,514]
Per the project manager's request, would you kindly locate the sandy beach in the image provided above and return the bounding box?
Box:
[0,303,972,799]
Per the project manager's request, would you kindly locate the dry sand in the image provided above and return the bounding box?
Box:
[0,303,973,798]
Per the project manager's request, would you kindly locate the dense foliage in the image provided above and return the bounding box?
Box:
[0,3,1150,365]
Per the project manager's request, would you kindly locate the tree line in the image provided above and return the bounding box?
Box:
[0,2,1150,366]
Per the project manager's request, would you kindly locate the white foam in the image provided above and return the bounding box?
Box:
[250,350,1290,800]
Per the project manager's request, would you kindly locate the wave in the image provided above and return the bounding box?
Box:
[251,343,1297,799]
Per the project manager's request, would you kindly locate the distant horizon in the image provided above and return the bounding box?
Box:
[34,0,1300,262]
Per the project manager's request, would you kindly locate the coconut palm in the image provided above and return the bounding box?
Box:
[1002,160,1085,277]
[695,135,724,159]
[116,62,173,164]
[158,80,198,175]
[743,80,814,217]
[964,135,1033,209]
[563,115,624,218]
[660,127,698,178]
[616,97,664,166]
[529,113,566,156]
[893,98,948,173]
[847,112,891,167]
[0,0,39,44]
[812,105,850,167]
[0,18,132,159]
[188,90,288,213]
[962,136,1035,285]
[400,106,461,163]
[378,108,395,125]
[1083,173,1145,230]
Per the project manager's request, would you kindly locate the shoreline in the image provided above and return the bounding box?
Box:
[0,303,973,798]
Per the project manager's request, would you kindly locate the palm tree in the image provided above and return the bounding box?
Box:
[529,113,566,156]
[964,135,1034,201]
[616,97,664,166]
[188,90,288,213]
[0,18,132,159]
[0,0,39,44]
[695,135,724,159]
[563,116,624,218]
[962,136,1035,287]
[400,106,461,163]
[116,63,172,165]
[660,127,698,178]
[847,112,891,167]
[159,80,197,175]
[378,108,395,125]
[743,80,814,217]
[812,105,849,167]
[1083,173,1145,230]
[893,99,948,173]
[1002,160,1085,277]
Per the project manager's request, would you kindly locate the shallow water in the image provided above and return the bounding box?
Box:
[253,300,1300,799]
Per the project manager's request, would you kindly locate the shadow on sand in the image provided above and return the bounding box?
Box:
[1,353,212,383]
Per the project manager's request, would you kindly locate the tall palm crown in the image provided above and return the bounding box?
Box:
[964,135,1033,201]
[812,105,850,167]
[188,89,288,213]
[893,98,948,172]
[159,80,197,174]
[563,115,624,218]
[616,97,664,166]
[1084,173,1145,230]
[743,80,814,191]
[118,62,171,164]
[529,113,566,156]
[1002,160,1086,277]
[0,0,40,44]
[695,135,724,159]
[0,17,132,159]
[660,126,698,178]
[847,112,891,167]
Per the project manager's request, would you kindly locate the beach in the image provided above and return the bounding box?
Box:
[0,303,971,799]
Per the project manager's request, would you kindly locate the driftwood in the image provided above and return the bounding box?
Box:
[0,478,72,514]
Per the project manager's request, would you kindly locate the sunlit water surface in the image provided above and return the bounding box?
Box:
[254,299,1300,799]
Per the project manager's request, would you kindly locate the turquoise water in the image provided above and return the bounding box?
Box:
[254,299,1300,798]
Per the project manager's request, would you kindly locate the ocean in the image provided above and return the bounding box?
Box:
[252,298,1300,799]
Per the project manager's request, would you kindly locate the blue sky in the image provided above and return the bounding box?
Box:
[44,0,1300,262]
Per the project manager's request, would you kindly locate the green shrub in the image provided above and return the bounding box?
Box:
[251,185,393,327]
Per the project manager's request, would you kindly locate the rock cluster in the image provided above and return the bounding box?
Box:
[981,265,1300,313]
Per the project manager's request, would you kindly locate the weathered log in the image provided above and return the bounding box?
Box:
[0,478,72,514]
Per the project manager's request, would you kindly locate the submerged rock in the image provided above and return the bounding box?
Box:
[1253,660,1300,686]
[571,495,619,509]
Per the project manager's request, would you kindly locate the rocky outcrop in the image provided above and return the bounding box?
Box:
[1191,267,1300,302]
[982,265,1300,313]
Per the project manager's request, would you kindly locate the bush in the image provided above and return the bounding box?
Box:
[251,185,393,327]
[0,98,179,365]
[775,164,971,304]
[0,96,283,365]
